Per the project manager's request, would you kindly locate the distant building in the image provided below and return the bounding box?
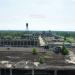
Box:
[0,33,39,47]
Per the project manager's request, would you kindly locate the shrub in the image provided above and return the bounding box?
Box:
[61,45,69,55]
[39,57,44,64]
[32,48,37,55]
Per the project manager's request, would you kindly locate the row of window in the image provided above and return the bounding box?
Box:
[0,41,39,46]
[0,69,75,75]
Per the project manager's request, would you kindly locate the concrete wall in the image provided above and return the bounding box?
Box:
[0,69,75,75]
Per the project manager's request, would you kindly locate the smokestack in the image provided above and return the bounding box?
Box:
[26,23,28,31]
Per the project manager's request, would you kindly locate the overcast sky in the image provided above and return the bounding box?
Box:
[0,0,75,31]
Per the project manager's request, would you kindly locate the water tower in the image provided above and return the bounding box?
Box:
[26,23,29,31]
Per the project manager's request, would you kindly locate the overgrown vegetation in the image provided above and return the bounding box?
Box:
[53,31,75,43]
[0,31,39,38]
[39,57,44,64]
[53,31,75,38]
[61,45,69,55]
[32,48,37,55]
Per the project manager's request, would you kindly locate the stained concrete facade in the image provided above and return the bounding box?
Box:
[0,39,39,47]
[0,34,40,47]
[0,68,75,75]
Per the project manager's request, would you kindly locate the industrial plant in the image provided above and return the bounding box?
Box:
[0,23,75,75]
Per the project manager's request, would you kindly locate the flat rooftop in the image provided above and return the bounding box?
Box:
[0,47,75,69]
[0,47,46,52]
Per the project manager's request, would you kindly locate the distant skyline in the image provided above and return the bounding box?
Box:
[0,0,75,31]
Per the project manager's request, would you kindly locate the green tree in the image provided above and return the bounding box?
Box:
[64,36,66,41]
